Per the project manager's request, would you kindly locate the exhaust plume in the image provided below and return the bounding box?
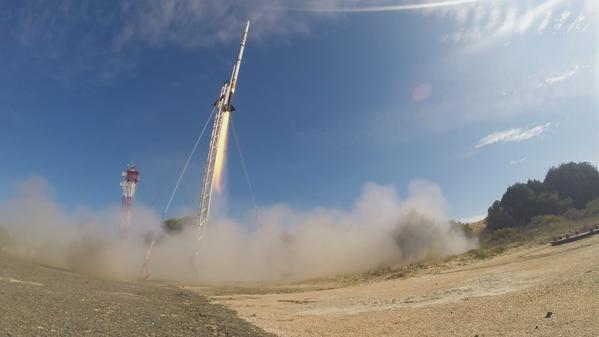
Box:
[0,177,476,283]
[213,111,231,193]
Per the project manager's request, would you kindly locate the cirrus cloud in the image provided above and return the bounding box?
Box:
[509,157,527,165]
[475,122,551,149]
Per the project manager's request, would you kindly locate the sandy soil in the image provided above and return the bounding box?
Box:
[190,235,599,337]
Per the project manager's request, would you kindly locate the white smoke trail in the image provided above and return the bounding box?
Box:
[288,0,482,13]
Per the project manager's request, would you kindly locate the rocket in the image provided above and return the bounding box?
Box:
[120,164,140,238]
[229,21,250,99]
[142,22,250,278]
[213,21,249,112]
[196,21,250,241]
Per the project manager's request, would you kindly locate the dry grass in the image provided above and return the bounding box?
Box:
[483,215,599,246]
[467,219,487,235]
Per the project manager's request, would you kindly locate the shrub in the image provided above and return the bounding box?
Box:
[563,208,585,220]
[162,216,194,234]
[468,246,506,259]
[584,198,599,217]
[529,215,562,228]
[483,227,524,245]
[470,248,490,259]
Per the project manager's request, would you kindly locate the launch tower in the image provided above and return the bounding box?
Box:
[196,21,250,242]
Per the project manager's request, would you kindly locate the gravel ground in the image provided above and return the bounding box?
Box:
[0,253,275,337]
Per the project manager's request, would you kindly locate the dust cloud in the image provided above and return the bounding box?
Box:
[0,177,477,283]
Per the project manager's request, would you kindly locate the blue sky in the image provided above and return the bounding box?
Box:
[1,0,597,222]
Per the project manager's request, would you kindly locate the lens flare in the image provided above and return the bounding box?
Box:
[213,110,230,193]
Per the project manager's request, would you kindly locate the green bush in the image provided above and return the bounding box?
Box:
[468,246,506,259]
[162,216,194,234]
[470,248,490,259]
[529,215,561,228]
[584,198,599,217]
[563,208,585,220]
[483,227,525,245]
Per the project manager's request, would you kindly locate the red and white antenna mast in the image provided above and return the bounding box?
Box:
[120,164,140,237]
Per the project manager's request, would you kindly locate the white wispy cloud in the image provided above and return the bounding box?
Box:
[553,9,571,32]
[537,10,552,32]
[9,0,595,53]
[6,0,596,86]
[509,157,527,165]
[475,122,551,149]
[567,13,587,32]
[540,65,580,87]
[437,0,593,48]
[113,0,307,49]
[13,0,593,51]
[292,0,482,13]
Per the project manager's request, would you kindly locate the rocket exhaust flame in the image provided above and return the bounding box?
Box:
[213,110,230,193]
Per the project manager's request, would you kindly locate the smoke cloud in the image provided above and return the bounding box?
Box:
[0,177,476,283]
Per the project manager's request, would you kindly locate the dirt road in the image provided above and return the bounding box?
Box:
[0,253,274,337]
[195,236,599,337]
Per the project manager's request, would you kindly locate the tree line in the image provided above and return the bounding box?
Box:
[486,162,599,232]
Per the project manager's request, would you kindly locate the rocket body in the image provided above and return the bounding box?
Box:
[120,165,140,237]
